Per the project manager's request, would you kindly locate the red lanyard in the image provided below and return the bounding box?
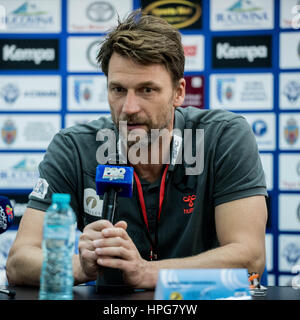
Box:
[133,164,169,260]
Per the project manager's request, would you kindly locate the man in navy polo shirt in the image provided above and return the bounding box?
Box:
[6,10,267,289]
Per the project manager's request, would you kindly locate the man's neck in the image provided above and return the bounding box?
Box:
[133,163,165,183]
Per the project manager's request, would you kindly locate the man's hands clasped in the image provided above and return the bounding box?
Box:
[78,220,148,288]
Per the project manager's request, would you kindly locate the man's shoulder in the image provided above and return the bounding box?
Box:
[177,106,244,127]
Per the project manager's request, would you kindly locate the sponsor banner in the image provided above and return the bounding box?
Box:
[67,36,103,72]
[67,75,109,111]
[0,153,43,189]
[0,114,60,150]
[239,113,276,151]
[279,234,300,272]
[182,75,204,109]
[141,0,202,30]
[280,32,300,69]
[280,0,300,29]
[210,0,274,31]
[68,0,132,33]
[259,153,273,190]
[64,113,109,128]
[182,35,204,71]
[0,0,61,33]
[279,153,300,190]
[280,72,300,110]
[209,73,273,110]
[0,75,61,111]
[279,194,300,231]
[0,38,59,70]
[212,35,272,68]
[265,233,273,271]
[279,113,300,150]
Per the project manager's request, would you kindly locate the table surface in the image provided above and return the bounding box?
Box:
[0,285,300,300]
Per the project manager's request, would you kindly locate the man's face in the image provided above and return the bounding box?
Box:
[107,52,185,147]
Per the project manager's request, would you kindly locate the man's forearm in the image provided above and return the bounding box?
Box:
[7,248,89,286]
[6,246,43,286]
[140,243,264,289]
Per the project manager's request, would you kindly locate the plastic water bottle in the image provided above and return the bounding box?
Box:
[39,193,76,300]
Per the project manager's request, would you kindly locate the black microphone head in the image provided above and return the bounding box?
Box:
[0,196,14,234]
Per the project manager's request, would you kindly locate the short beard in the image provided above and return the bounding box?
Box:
[112,102,174,149]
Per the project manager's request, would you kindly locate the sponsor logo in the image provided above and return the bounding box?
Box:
[0,39,59,70]
[2,1,55,29]
[252,120,267,137]
[212,35,272,68]
[102,167,126,181]
[0,83,19,104]
[86,1,115,22]
[212,0,272,29]
[283,80,300,104]
[30,178,49,199]
[142,0,202,29]
[182,194,196,214]
[182,75,204,109]
[1,119,16,145]
[0,156,41,188]
[86,40,99,68]
[282,242,300,266]
[216,42,267,62]
[83,188,103,217]
[74,79,93,103]
[292,4,300,30]
[3,44,54,65]
[285,118,299,145]
[216,77,235,103]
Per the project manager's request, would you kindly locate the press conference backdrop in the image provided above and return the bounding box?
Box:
[0,0,300,286]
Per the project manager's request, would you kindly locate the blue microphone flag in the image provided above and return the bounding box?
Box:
[95,165,134,198]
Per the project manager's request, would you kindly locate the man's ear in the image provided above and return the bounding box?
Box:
[173,78,186,107]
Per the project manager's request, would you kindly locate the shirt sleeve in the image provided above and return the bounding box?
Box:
[212,116,268,207]
[27,131,79,214]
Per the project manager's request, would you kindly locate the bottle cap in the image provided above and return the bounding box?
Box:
[52,193,71,204]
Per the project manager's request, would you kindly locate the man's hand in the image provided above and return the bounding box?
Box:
[78,219,115,282]
[92,220,148,288]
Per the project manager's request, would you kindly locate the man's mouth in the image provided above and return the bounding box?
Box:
[126,123,146,130]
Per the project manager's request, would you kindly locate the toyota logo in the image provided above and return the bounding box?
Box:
[86,2,115,22]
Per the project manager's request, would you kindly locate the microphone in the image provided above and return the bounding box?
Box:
[0,196,14,234]
[95,162,134,223]
[95,156,134,293]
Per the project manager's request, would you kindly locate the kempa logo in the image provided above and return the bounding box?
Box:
[216,42,268,62]
[2,44,55,65]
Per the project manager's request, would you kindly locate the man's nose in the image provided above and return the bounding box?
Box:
[122,90,141,115]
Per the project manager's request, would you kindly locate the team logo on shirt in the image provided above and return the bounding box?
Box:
[182,194,196,214]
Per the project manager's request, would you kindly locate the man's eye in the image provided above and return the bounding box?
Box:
[143,87,153,93]
[112,87,124,93]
